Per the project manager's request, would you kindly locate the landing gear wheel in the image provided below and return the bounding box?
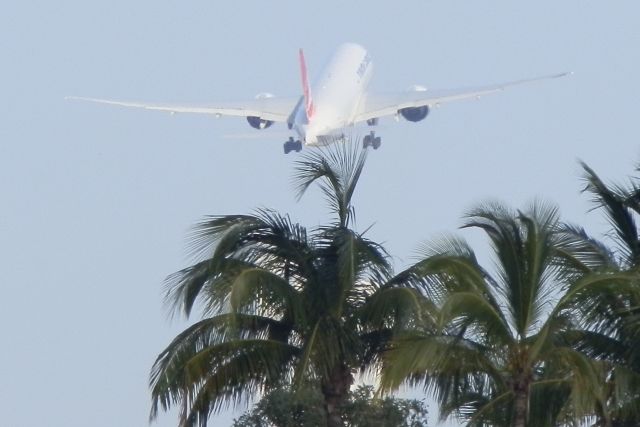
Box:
[363,134,372,149]
[363,131,380,150]
[284,138,293,154]
[284,138,303,154]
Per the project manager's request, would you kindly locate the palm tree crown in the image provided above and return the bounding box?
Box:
[149,144,423,427]
[567,162,640,425]
[381,201,636,427]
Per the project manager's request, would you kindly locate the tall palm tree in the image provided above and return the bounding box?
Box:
[380,201,637,427]
[565,162,640,425]
[149,144,425,427]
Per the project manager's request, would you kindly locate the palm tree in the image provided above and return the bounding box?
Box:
[564,162,640,425]
[149,144,425,427]
[380,201,637,427]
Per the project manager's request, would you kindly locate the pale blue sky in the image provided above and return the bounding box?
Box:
[2,2,639,426]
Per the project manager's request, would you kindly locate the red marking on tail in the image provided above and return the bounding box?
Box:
[299,48,314,120]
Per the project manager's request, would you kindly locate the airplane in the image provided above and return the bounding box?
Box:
[68,42,569,154]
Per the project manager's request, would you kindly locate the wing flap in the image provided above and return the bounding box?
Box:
[354,72,570,123]
[66,96,297,122]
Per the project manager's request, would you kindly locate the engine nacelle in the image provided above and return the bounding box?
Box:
[399,85,429,122]
[246,116,274,129]
[246,92,276,129]
[399,105,429,122]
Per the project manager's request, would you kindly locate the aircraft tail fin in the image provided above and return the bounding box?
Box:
[299,48,314,120]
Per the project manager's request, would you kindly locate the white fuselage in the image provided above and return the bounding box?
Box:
[293,43,373,146]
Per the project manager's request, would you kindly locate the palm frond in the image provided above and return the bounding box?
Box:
[570,330,629,363]
[528,379,572,427]
[462,201,562,338]
[554,271,640,327]
[554,223,617,274]
[607,364,640,423]
[438,291,511,345]
[327,227,392,313]
[519,207,558,335]
[380,331,500,393]
[461,390,513,427]
[149,315,297,421]
[228,268,305,324]
[360,286,428,331]
[293,142,367,227]
[548,347,609,423]
[581,161,640,264]
[164,210,314,319]
[173,340,300,427]
[164,257,253,319]
[186,215,260,261]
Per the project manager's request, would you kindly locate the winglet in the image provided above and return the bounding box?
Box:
[299,48,314,120]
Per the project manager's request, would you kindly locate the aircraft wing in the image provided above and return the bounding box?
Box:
[354,72,570,123]
[66,96,299,122]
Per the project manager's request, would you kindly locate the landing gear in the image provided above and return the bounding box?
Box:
[284,137,303,154]
[363,131,381,150]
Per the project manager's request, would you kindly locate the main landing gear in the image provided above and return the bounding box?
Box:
[284,137,303,154]
[363,131,381,150]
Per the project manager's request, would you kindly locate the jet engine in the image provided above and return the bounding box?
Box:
[399,106,429,122]
[399,85,429,122]
[246,116,274,129]
[246,92,275,129]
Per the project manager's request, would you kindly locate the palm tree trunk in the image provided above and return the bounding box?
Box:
[513,388,528,427]
[513,375,530,427]
[321,364,353,427]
